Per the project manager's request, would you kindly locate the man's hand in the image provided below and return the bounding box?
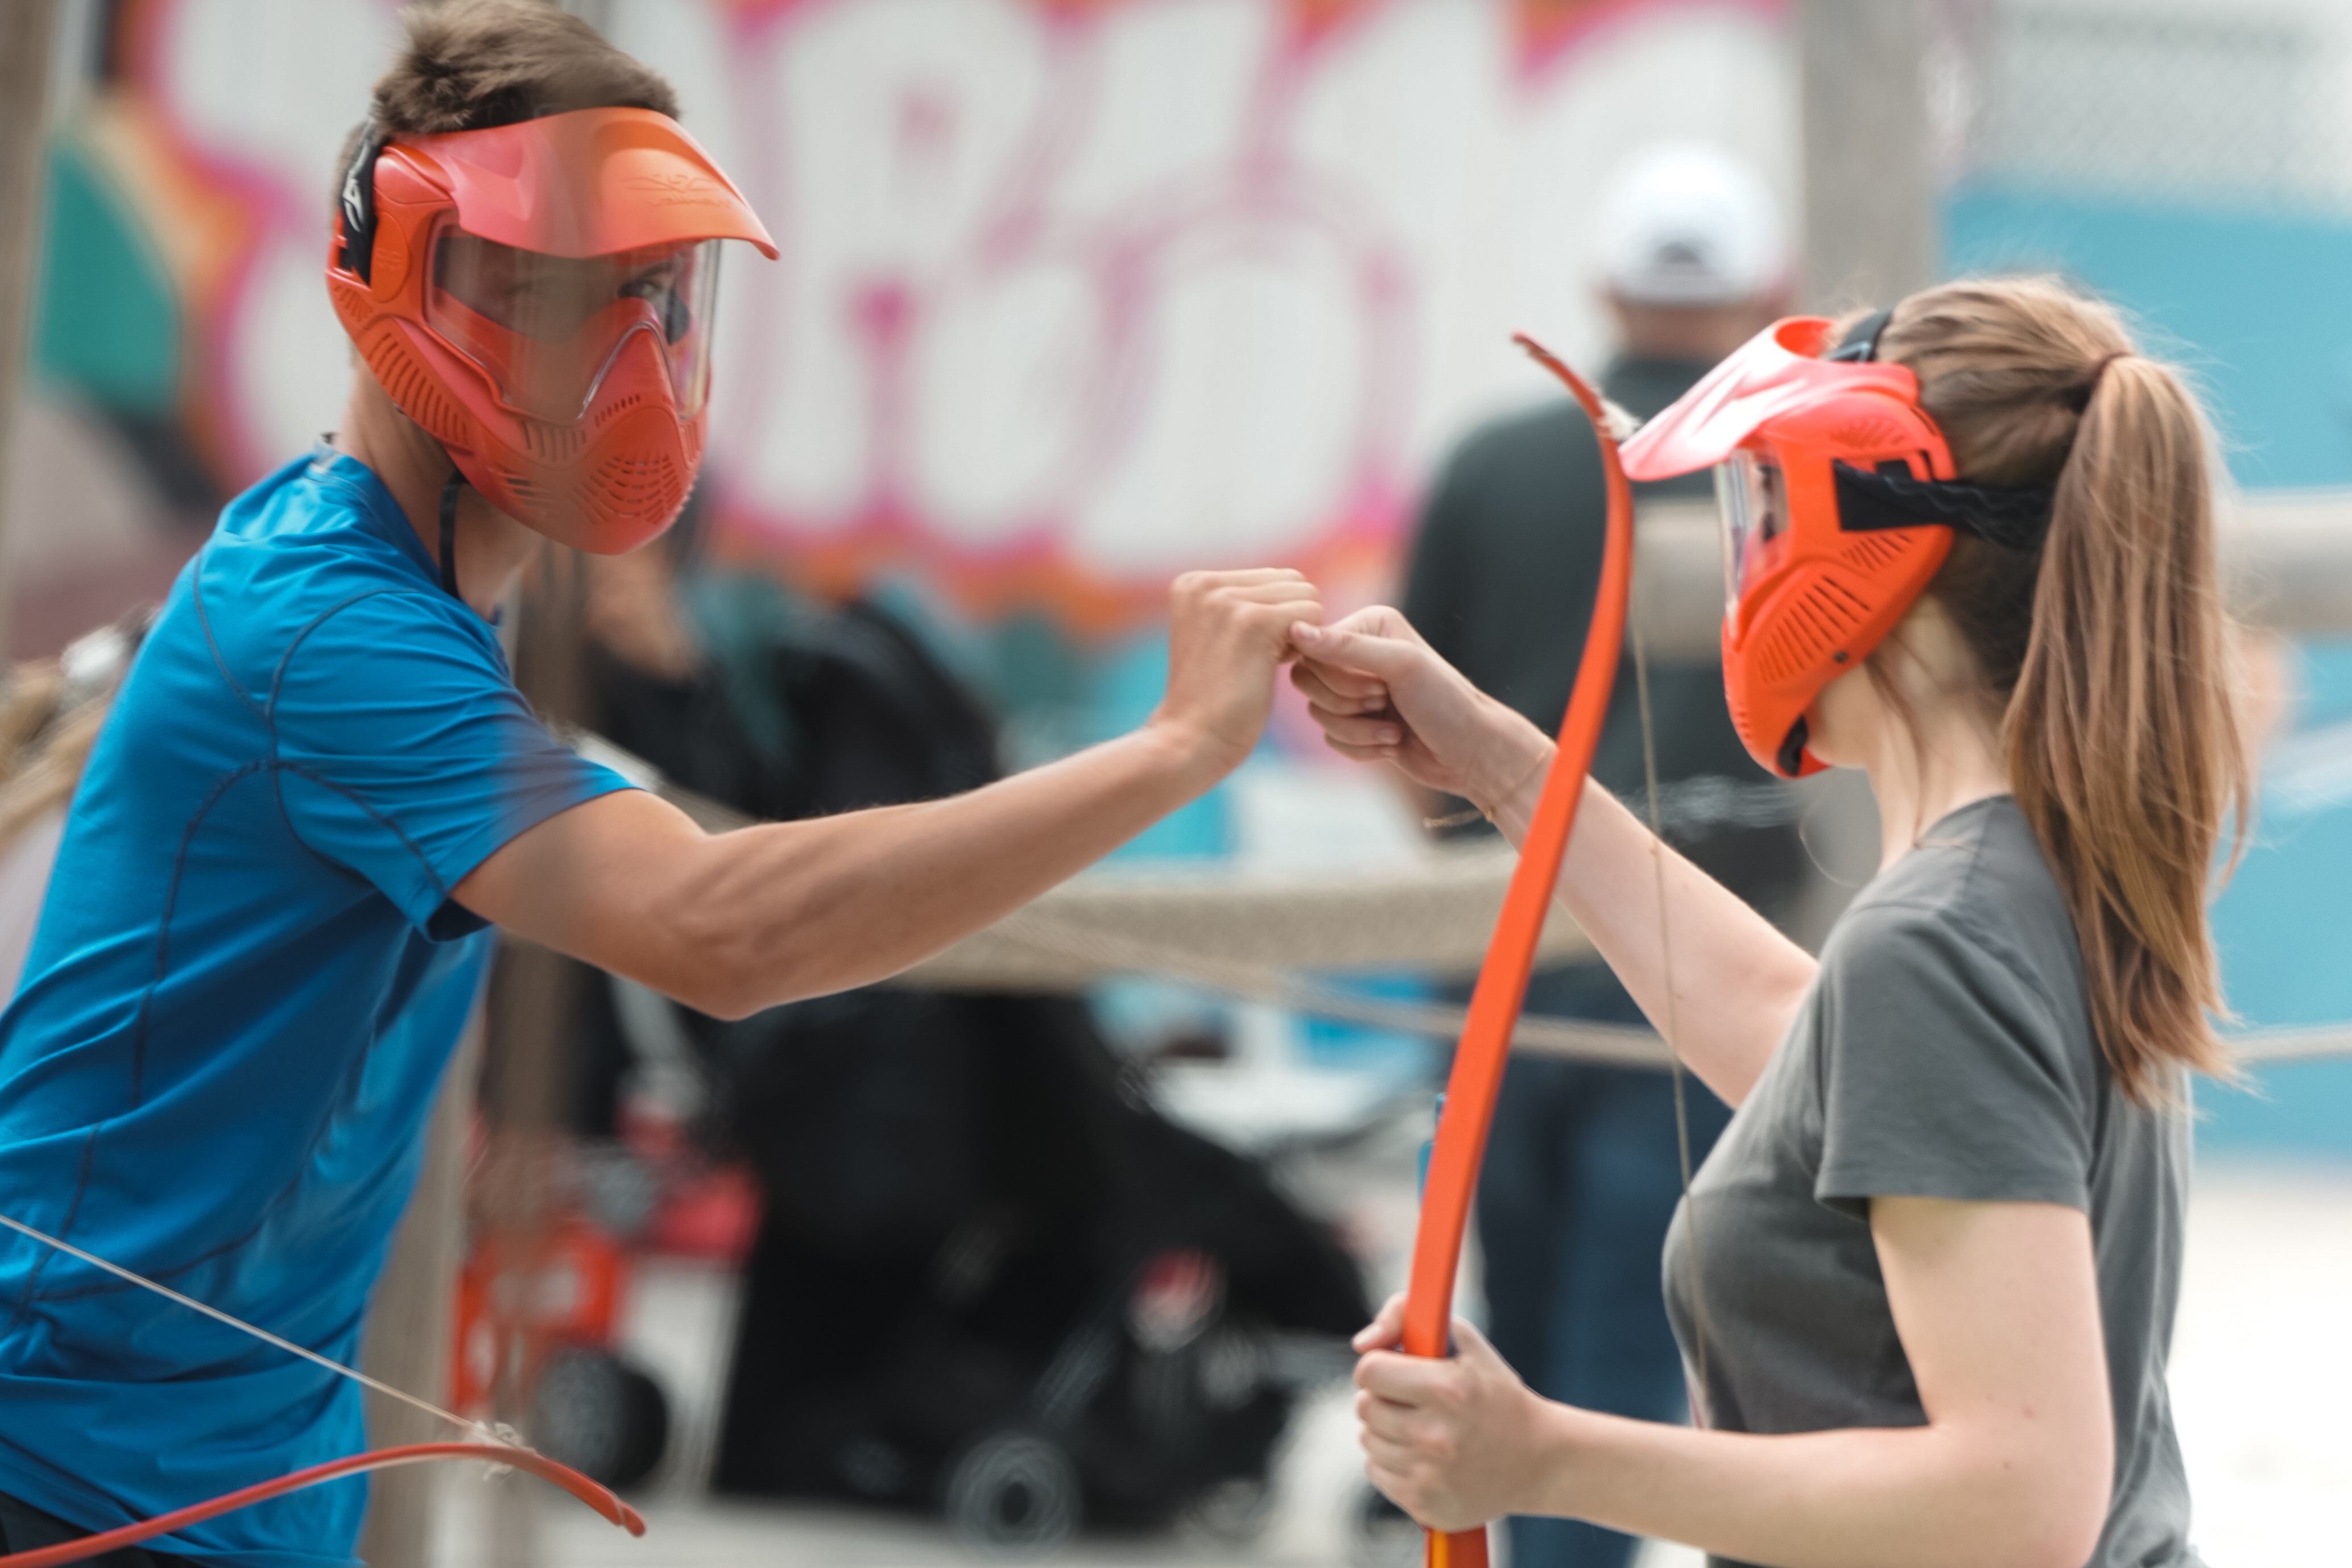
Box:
[1149,568,1323,774]
[1352,1292,1557,1533]
[1291,607,1551,814]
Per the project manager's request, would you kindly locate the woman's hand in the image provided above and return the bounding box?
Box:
[1291,609,1551,816]
[1351,1292,1559,1533]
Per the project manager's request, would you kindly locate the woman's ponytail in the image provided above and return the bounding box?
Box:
[1880,278,2248,1103]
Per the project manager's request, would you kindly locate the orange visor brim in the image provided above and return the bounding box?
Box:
[1618,317,1841,482]
[402,105,778,262]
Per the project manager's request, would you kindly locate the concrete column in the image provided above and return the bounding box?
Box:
[1793,0,1939,936]
[1799,0,1937,310]
[357,1023,481,1568]
[0,0,64,657]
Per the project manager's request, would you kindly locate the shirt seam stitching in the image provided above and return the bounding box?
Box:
[131,762,268,1108]
[2,1131,98,1338]
[264,589,447,723]
[270,763,454,913]
[188,565,268,723]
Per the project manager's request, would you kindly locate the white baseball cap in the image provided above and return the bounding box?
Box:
[1598,144,1788,307]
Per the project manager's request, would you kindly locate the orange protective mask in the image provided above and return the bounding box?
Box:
[327,107,777,555]
[1620,313,2055,776]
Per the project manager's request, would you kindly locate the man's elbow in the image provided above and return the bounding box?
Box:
[651,909,841,1020]
[655,942,796,1021]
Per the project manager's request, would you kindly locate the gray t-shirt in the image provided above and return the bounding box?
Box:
[1662,796,2197,1568]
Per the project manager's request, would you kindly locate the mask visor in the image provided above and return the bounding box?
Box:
[424,222,722,423]
[1714,447,1789,637]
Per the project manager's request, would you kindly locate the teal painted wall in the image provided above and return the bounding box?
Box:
[32,138,179,414]
[1949,185,2352,1155]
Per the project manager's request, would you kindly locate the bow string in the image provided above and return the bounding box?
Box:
[1399,334,1698,1568]
[0,1209,645,1566]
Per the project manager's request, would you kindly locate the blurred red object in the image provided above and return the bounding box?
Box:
[619,1103,762,1262]
[453,1213,627,1414]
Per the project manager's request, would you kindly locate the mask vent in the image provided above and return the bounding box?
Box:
[519,421,587,463]
[1837,531,1916,574]
[1830,416,1908,451]
[1754,575,1869,687]
[586,453,687,531]
[329,275,369,338]
[490,464,548,513]
[370,337,462,445]
[593,393,646,429]
[1726,688,1752,736]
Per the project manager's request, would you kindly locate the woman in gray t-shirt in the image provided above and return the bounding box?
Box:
[1289,276,2243,1568]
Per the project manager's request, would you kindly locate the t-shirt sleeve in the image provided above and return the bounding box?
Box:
[270,588,634,938]
[1812,902,2094,1218]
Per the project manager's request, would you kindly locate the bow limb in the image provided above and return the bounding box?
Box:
[0,1210,646,1563]
[1398,335,1636,1568]
[0,1443,646,1568]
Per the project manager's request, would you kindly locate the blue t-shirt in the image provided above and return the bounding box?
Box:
[0,450,630,1567]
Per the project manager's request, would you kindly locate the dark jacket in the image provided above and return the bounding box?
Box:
[1400,356,1809,962]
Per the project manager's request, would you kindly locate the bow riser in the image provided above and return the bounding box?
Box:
[1399,335,1638,1568]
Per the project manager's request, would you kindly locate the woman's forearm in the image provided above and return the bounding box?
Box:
[1486,751,1814,1106]
[1526,1406,2096,1568]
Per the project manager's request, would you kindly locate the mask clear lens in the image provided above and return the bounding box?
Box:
[1713,448,1789,635]
[423,224,722,423]
[656,240,720,419]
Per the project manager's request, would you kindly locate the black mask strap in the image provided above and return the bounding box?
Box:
[438,471,465,602]
[1824,304,2054,550]
[338,119,385,284]
[1828,307,1895,363]
[1833,461,2054,552]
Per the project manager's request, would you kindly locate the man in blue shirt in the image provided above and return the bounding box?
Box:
[0,6,1320,1566]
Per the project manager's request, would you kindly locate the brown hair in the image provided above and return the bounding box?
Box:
[1871,277,2247,1103]
[339,0,678,181]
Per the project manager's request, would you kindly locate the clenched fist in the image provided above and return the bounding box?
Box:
[1353,1292,1555,1533]
[1148,568,1323,775]
[1290,607,1552,816]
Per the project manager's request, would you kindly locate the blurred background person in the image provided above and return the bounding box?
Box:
[1397,143,1809,1568]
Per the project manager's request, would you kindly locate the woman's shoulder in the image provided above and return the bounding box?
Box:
[1834,797,2077,980]
[1816,796,2099,1091]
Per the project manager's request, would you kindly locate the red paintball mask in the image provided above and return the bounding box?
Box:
[1619,312,2055,776]
[327,106,778,557]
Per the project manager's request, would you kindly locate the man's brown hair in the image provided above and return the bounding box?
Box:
[339,0,678,190]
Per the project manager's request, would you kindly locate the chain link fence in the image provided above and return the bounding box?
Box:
[1937,0,2352,214]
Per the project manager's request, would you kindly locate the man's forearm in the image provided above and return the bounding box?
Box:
[651,723,1222,1015]
[464,566,1320,1013]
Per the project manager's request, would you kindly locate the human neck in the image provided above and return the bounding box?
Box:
[332,374,539,619]
[1862,702,2011,871]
